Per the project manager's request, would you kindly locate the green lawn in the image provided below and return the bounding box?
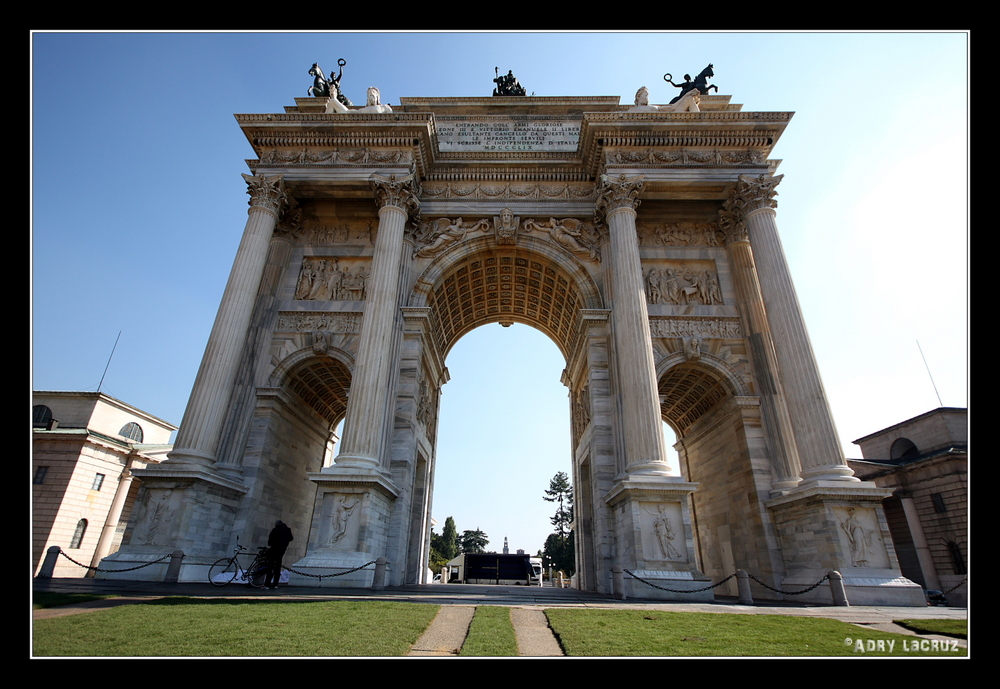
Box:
[33,592,116,610]
[894,618,968,639]
[33,598,439,657]
[459,606,519,656]
[544,609,967,657]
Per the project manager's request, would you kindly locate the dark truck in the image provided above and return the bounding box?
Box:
[447,553,540,585]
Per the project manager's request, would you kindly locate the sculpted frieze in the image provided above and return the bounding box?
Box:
[295,220,376,246]
[648,316,743,339]
[260,148,409,166]
[611,148,767,166]
[276,311,362,334]
[638,221,724,247]
[644,262,723,306]
[421,182,595,201]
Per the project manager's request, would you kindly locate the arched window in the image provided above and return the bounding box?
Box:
[70,519,88,549]
[119,422,144,443]
[33,405,53,428]
[890,437,919,460]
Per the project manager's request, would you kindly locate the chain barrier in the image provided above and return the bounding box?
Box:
[283,561,377,581]
[56,548,173,573]
[624,568,831,596]
[623,569,737,594]
[745,571,830,596]
[940,578,967,595]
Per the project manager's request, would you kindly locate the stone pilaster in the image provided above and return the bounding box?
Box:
[334,174,420,471]
[168,174,287,470]
[596,174,671,476]
[723,174,857,485]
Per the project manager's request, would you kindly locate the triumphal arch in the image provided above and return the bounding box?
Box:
[100,73,924,604]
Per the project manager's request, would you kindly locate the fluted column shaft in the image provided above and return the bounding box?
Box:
[335,174,419,470]
[169,174,286,468]
[597,174,671,475]
[723,235,801,489]
[729,175,856,483]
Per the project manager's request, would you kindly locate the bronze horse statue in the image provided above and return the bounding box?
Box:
[664,64,719,104]
[308,59,353,107]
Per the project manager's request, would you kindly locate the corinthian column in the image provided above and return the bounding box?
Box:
[596,174,671,475]
[168,173,287,469]
[724,174,857,484]
[719,212,801,492]
[334,173,420,471]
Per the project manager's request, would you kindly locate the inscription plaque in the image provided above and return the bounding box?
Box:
[436,116,581,152]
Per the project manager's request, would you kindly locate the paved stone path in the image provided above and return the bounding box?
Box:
[407,605,475,656]
[511,607,563,656]
[405,605,564,656]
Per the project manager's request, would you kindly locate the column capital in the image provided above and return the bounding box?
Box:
[595,174,644,220]
[371,173,421,218]
[719,174,782,245]
[242,173,288,217]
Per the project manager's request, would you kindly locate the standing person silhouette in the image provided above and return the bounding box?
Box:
[265,520,293,590]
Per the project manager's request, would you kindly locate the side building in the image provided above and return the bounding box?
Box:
[32,391,176,578]
[847,408,968,606]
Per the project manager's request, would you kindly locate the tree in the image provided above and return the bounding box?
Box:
[543,472,575,575]
[439,516,459,560]
[543,472,574,538]
[460,528,489,554]
[429,516,459,572]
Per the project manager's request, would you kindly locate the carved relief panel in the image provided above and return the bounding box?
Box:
[643,261,723,306]
[639,502,686,562]
[834,507,890,569]
[319,491,364,550]
[294,257,371,301]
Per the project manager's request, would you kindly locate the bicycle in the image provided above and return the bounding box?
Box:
[208,537,271,588]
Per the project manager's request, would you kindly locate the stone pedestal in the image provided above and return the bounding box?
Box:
[605,477,713,601]
[767,486,925,606]
[287,470,399,588]
[96,470,247,582]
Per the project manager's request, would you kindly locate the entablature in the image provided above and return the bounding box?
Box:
[239,96,791,204]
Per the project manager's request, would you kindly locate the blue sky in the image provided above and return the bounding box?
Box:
[31,31,968,556]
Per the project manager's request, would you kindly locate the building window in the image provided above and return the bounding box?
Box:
[948,541,966,574]
[119,422,144,443]
[890,437,919,460]
[33,466,48,484]
[33,405,53,428]
[92,474,105,491]
[931,493,947,513]
[70,519,88,549]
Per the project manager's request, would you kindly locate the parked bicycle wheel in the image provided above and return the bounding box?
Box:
[248,562,269,589]
[209,557,239,586]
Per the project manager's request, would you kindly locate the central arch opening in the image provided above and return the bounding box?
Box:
[432,322,570,559]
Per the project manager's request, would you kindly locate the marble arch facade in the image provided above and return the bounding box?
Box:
[100,90,923,604]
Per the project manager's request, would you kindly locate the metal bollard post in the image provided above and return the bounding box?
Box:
[37,546,60,578]
[736,569,754,605]
[372,557,387,590]
[440,566,448,584]
[612,565,625,600]
[828,570,849,606]
[164,550,185,583]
